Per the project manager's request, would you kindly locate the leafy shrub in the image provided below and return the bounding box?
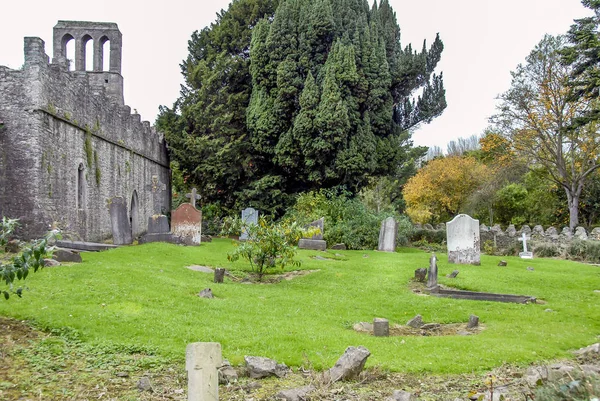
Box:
[1,229,61,299]
[409,229,446,244]
[533,243,562,258]
[285,190,408,250]
[483,240,497,255]
[565,240,600,263]
[0,216,19,247]
[223,216,313,280]
[411,239,446,253]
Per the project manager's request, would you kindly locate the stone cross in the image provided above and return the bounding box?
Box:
[186,342,222,401]
[186,188,202,209]
[518,232,533,259]
[518,232,530,253]
[145,175,167,214]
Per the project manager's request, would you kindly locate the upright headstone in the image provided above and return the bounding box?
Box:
[172,204,202,245]
[427,253,438,290]
[186,342,222,401]
[240,208,259,241]
[518,233,533,259]
[109,197,133,245]
[145,175,168,215]
[139,214,181,244]
[378,217,397,252]
[446,214,481,265]
[298,217,327,250]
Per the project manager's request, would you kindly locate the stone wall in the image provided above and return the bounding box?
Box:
[0,32,170,241]
[414,222,600,253]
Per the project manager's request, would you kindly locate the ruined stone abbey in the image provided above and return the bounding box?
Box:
[0,21,171,241]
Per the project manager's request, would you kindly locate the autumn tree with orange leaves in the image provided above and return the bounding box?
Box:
[403,156,489,224]
[492,34,599,230]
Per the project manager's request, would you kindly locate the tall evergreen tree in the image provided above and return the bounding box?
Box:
[161,0,446,214]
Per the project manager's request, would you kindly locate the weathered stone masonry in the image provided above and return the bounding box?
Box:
[0,21,170,241]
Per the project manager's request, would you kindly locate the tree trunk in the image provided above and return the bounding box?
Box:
[566,190,580,231]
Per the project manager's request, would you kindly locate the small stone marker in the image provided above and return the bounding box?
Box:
[467,314,479,329]
[427,253,438,290]
[446,270,459,278]
[137,376,153,392]
[240,207,259,241]
[414,268,427,282]
[518,232,533,259]
[186,188,202,209]
[527,266,535,271]
[378,217,397,252]
[186,342,222,401]
[172,203,202,245]
[498,260,507,267]
[447,214,481,265]
[373,318,389,337]
[198,288,214,298]
[53,249,82,263]
[214,268,225,283]
[406,314,423,328]
[109,197,133,245]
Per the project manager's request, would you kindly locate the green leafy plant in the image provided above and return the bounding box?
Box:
[223,216,314,281]
[1,216,19,247]
[1,229,61,299]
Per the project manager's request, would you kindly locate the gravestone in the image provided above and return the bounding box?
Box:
[414,268,427,282]
[109,197,132,245]
[373,318,389,337]
[427,253,438,290]
[172,203,202,245]
[145,175,168,214]
[518,232,533,259]
[214,268,225,283]
[139,214,181,244]
[298,217,327,250]
[186,342,222,401]
[240,207,258,241]
[447,214,480,265]
[378,217,397,252]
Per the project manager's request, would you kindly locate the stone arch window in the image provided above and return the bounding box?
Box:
[99,36,110,72]
[61,33,75,71]
[77,163,85,209]
[82,34,93,71]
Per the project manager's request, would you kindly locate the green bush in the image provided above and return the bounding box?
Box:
[409,229,446,244]
[533,242,562,258]
[0,216,19,247]
[285,190,409,250]
[565,240,600,263]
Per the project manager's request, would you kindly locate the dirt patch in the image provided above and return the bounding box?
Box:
[227,269,320,284]
[353,321,483,337]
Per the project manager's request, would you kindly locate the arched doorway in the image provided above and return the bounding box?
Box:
[130,190,139,238]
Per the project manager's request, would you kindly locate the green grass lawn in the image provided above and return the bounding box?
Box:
[1,238,599,374]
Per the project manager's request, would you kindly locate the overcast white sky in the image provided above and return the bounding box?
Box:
[0,0,590,150]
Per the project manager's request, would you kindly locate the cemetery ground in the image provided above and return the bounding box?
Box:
[1,240,599,400]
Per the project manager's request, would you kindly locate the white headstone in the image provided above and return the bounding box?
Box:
[186,342,222,401]
[446,214,481,265]
[378,217,397,252]
[518,232,533,259]
[240,207,259,241]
